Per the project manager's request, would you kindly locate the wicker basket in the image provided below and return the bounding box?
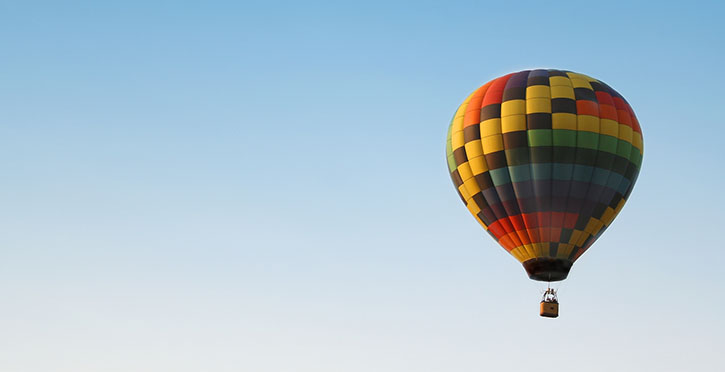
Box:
[540,301,559,318]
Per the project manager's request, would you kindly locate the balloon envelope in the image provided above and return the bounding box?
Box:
[446,69,643,281]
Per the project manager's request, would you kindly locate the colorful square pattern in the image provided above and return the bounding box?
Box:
[446,69,643,273]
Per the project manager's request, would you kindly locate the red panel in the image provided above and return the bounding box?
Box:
[550,228,562,242]
[616,109,633,127]
[595,91,614,106]
[482,74,513,106]
[550,212,566,228]
[488,220,508,239]
[513,230,532,245]
[508,215,526,231]
[539,227,550,242]
[522,213,539,228]
[626,104,641,133]
[538,212,550,226]
[576,100,599,117]
[599,104,618,121]
[498,235,516,251]
[463,81,492,127]
[613,97,634,129]
[612,97,628,110]
[491,218,514,234]
[564,213,579,229]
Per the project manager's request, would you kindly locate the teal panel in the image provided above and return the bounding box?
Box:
[572,165,594,182]
[508,164,532,183]
[553,163,574,180]
[489,167,511,186]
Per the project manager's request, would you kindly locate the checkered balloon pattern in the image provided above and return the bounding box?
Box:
[446,70,643,281]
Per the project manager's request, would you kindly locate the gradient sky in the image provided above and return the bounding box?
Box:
[1,1,724,371]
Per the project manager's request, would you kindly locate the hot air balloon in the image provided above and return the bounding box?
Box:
[445,69,643,317]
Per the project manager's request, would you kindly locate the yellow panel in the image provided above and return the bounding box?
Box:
[463,177,481,195]
[464,139,484,158]
[568,230,583,245]
[466,198,481,215]
[549,76,572,87]
[458,184,470,201]
[592,220,604,236]
[601,207,616,226]
[450,97,471,148]
[569,78,592,89]
[552,113,577,130]
[457,162,473,181]
[600,119,619,137]
[550,85,575,99]
[451,129,465,149]
[531,243,546,257]
[526,85,551,99]
[522,243,536,261]
[618,124,633,142]
[501,99,526,117]
[577,115,600,133]
[482,135,504,154]
[468,155,488,175]
[583,218,599,235]
[513,246,530,261]
[501,115,526,133]
[556,243,574,259]
[526,98,552,113]
[614,198,626,214]
[566,72,591,81]
[510,247,525,262]
[632,132,643,153]
[575,231,590,247]
[481,118,502,137]
[454,94,474,119]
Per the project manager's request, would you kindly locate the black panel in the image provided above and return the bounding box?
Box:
[463,124,481,141]
[503,87,526,101]
[551,98,577,114]
[480,104,501,121]
[574,87,597,102]
[522,258,573,282]
[527,113,552,129]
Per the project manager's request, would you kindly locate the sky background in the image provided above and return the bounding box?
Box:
[1,1,724,371]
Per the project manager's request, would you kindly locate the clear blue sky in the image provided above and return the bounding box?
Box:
[1,1,724,371]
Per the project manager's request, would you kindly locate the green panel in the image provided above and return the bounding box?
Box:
[528,129,553,147]
[630,149,643,168]
[446,121,455,171]
[598,135,618,154]
[617,140,633,159]
[447,154,457,172]
[446,121,453,155]
[577,131,599,150]
[553,129,577,147]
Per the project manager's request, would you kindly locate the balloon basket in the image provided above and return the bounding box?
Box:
[540,287,559,318]
[540,301,559,318]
